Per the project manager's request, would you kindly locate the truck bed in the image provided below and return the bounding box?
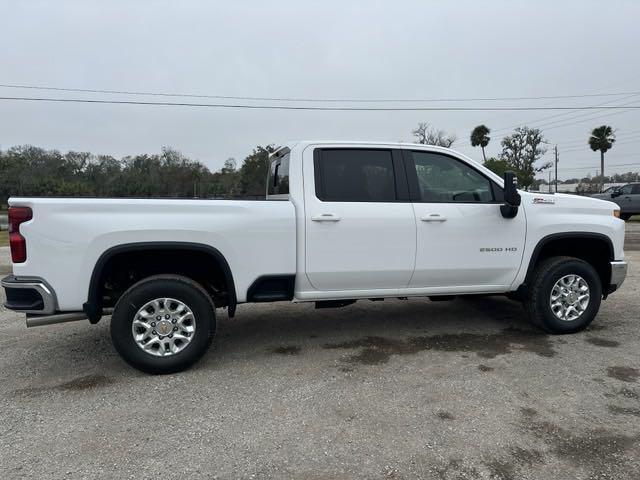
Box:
[10,198,296,309]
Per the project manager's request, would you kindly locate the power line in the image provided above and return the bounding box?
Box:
[555,162,640,171]
[558,131,640,149]
[530,98,640,131]
[2,83,640,103]
[3,96,640,111]
[456,94,640,147]
[561,138,639,154]
[490,94,640,136]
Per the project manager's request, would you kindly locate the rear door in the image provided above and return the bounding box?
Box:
[404,149,526,289]
[303,147,416,291]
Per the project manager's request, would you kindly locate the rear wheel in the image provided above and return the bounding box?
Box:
[110,275,215,374]
[524,256,602,333]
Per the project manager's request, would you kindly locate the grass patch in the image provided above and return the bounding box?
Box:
[0,230,8,247]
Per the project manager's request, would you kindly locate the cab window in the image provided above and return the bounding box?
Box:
[409,151,494,203]
[314,149,397,202]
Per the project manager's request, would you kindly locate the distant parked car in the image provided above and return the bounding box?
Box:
[592,183,640,220]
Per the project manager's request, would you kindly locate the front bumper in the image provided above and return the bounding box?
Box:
[608,261,628,294]
[1,275,57,314]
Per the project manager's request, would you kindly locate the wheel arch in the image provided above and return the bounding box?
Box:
[84,242,237,323]
[521,232,614,297]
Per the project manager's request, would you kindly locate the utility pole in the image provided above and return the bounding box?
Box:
[548,170,552,193]
[554,145,558,193]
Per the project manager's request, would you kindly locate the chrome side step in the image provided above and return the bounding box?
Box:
[26,312,88,327]
[26,309,113,328]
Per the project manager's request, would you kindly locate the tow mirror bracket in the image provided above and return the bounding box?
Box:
[501,171,521,219]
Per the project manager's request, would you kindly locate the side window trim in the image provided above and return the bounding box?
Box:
[313,147,409,203]
[401,149,502,204]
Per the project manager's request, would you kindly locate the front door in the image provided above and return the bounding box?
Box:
[304,147,416,291]
[404,149,526,289]
[618,184,640,214]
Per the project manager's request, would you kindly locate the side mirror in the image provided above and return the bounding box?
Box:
[611,190,621,198]
[501,171,521,219]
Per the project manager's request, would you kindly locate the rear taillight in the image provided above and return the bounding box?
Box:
[8,206,32,263]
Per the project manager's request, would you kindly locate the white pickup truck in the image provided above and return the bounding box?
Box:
[2,141,628,374]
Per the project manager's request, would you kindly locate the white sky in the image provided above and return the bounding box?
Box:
[1,0,639,180]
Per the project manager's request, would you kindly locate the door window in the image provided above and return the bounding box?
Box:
[314,149,397,202]
[409,151,494,203]
[620,185,634,195]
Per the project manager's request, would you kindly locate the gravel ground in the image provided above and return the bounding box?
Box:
[0,246,9,274]
[0,246,639,479]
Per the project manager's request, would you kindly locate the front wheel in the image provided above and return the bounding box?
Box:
[110,275,216,374]
[524,256,602,333]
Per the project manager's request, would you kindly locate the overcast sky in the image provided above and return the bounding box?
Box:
[1,0,639,179]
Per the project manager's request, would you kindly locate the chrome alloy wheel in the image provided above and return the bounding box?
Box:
[550,274,590,322]
[131,298,196,357]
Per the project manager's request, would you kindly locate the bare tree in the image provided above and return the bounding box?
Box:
[412,122,456,147]
[500,126,551,190]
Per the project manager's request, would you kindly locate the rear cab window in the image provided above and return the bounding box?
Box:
[313,148,406,202]
[267,151,290,198]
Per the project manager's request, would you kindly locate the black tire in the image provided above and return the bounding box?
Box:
[620,213,632,221]
[524,256,602,334]
[110,275,215,374]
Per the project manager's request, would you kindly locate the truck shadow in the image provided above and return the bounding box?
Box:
[203,295,563,370]
[7,294,604,383]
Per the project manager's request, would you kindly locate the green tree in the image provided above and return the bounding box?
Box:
[588,125,616,192]
[470,124,490,161]
[211,158,239,197]
[500,127,551,190]
[238,145,275,197]
[0,144,282,201]
[483,157,509,178]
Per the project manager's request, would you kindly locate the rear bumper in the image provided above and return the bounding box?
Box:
[1,275,57,314]
[608,261,628,294]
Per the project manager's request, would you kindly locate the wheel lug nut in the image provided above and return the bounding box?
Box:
[152,330,157,335]
[173,326,178,331]
[151,322,156,327]
[159,335,164,340]
[165,314,170,319]
[156,316,161,321]
[171,319,177,324]
[168,334,173,338]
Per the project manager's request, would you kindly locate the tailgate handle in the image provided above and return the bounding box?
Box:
[421,214,447,222]
[311,213,341,222]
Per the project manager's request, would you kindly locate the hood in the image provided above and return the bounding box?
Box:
[520,191,619,212]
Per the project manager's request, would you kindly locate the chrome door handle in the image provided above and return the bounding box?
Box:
[421,214,447,222]
[311,213,341,222]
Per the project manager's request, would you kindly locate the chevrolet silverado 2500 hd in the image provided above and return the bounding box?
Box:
[2,142,628,374]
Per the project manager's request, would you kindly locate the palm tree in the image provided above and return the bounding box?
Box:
[588,125,616,191]
[470,125,491,161]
